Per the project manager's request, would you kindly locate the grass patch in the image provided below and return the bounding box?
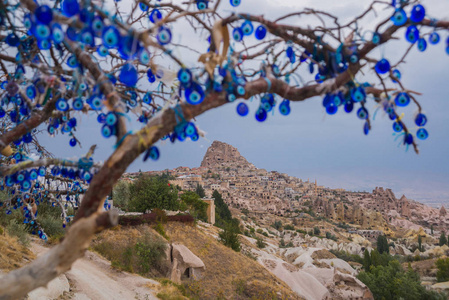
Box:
[0,226,35,271]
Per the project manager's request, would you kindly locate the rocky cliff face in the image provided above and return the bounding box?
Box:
[200,141,252,169]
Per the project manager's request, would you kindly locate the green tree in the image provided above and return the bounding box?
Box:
[377,235,389,254]
[439,232,447,246]
[363,249,371,271]
[112,180,131,210]
[212,190,232,227]
[436,258,449,282]
[256,237,266,249]
[272,220,282,231]
[219,222,241,252]
[195,184,206,198]
[180,191,208,222]
[128,175,179,213]
[358,260,445,300]
[313,226,321,235]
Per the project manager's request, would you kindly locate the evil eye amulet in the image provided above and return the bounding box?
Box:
[230,0,241,7]
[405,25,419,43]
[375,58,390,74]
[236,102,249,116]
[394,92,410,107]
[391,8,407,26]
[255,25,267,40]
[410,4,425,23]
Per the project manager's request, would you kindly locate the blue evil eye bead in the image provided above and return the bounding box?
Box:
[410,4,425,23]
[89,95,103,110]
[35,5,53,25]
[191,132,199,141]
[34,24,51,40]
[255,108,267,122]
[349,53,359,64]
[72,98,84,110]
[0,108,5,118]
[363,121,370,135]
[149,9,162,23]
[185,82,205,105]
[351,87,366,102]
[68,117,77,128]
[236,85,245,96]
[52,24,64,44]
[82,171,92,182]
[416,128,428,140]
[139,49,151,64]
[21,180,31,191]
[392,121,403,132]
[279,100,291,116]
[197,0,208,10]
[29,169,38,180]
[255,25,267,40]
[38,39,51,50]
[91,16,104,36]
[344,100,354,113]
[66,26,78,41]
[417,38,427,52]
[272,64,280,77]
[143,92,152,104]
[81,29,95,46]
[139,2,148,11]
[38,167,46,176]
[375,58,390,74]
[106,112,118,126]
[357,107,368,120]
[97,45,109,57]
[23,132,33,143]
[326,104,338,115]
[429,32,440,45]
[144,146,160,161]
[391,69,401,83]
[157,27,172,45]
[237,102,249,116]
[227,93,236,102]
[405,25,419,43]
[6,33,20,47]
[48,125,55,135]
[101,124,114,138]
[404,133,414,145]
[23,14,32,30]
[97,113,106,123]
[184,122,197,137]
[102,26,120,48]
[233,27,243,42]
[61,0,80,17]
[69,138,77,147]
[67,55,78,68]
[372,32,381,44]
[26,85,36,99]
[147,69,156,83]
[177,68,193,87]
[230,0,240,6]
[415,113,427,126]
[391,8,407,26]
[56,99,69,112]
[119,63,138,87]
[394,92,410,107]
[241,20,254,36]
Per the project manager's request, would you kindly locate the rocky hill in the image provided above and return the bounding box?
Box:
[200,140,254,169]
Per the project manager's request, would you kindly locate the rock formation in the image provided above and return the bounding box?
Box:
[200,140,253,169]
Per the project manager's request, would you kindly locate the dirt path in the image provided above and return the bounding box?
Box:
[29,243,159,300]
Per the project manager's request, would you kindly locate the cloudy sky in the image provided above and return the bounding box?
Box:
[39,0,449,206]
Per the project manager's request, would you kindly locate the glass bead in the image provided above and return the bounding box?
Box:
[279,100,291,116]
[35,5,53,25]
[392,121,403,132]
[429,32,440,45]
[415,113,427,126]
[102,26,120,48]
[405,25,419,43]
[69,138,77,147]
[149,9,162,23]
[241,20,254,36]
[157,27,172,45]
[147,69,156,83]
[230,0,240,7]
[394,92,410,107]
[56,99,69,111]
[375,58,390,74]
[391,8,407,26]
[236,102,249,116]
[197,0,208,10]
[185,82,205,105]
[255,25,267,40]
[417,38,427,52]
[255,108,267,122]
[357,107,368,119]
[61,0,80,17]
[233,27,243,42]
[119,63,138,87]
[391,69,401,83]
[416,128,428,140]
[410,4,425,23]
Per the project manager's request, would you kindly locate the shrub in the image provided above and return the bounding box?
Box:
[256,237,266,249]
[154,222,169,240]
[219,222,241,252]
[180,191,208,222]
[38,214,64,238]
[271,220,282,231]
[325,231,338,241]
[6,220,30,247]
[313,226,320,235]
[436,258,449,282]
[284,224,295,231]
